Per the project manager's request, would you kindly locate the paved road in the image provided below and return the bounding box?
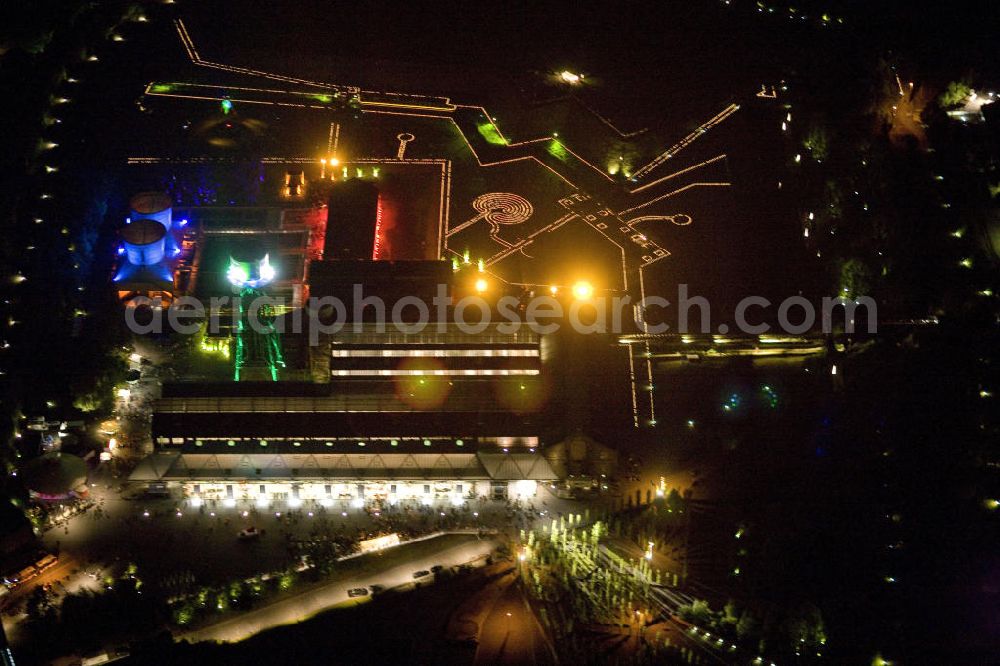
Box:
[474,581,554,666]
[181,533,496,644]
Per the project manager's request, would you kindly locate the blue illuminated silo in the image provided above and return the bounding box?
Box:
[121,219,166,265]
[129,191,173,231]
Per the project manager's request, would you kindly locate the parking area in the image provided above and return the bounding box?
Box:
[33,466,586,586]
[180,532,496,643]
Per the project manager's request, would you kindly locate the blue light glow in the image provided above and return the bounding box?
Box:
[114,260,173,284]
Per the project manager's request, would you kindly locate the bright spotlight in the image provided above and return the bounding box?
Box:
[572,280,594,300]
[227,254,276,288]
[329,157,340,167]
[474,278,488,293]
[258,254,276,283]
[560,70,581,84]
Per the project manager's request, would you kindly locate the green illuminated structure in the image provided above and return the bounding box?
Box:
[233,287,285,381]
[227,253,284,381]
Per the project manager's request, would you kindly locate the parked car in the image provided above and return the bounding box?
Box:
[347,587,369,598]
[238,526,260,540]
[412,570,431,579]
[430,565,444,574]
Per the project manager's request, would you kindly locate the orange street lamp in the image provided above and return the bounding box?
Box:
[572,280,594,300]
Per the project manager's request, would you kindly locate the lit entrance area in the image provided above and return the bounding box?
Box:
[181,480,489,507]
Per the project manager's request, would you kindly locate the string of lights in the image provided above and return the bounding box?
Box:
[630,104,739,181]
[174,19,356,93]
[619,182,731,216]
[627,155,728,195]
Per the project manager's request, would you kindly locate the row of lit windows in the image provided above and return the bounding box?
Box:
[160,436,538,448]
[156,437,538,453]
[161,437,472,448]
[330,349,538,357]
[328,329,538,345]
[189,482,466,495]
[195,438,466,448]
[156,394,529,413]
[180,481,538,501]
[330,369,540,376]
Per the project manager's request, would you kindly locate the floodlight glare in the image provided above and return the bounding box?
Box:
[227,254,276,288]
[226,260,249,287]
[572,280,594,300]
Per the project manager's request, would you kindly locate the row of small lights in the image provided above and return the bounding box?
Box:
[200,439,536,454]
[192,439,533,453]
[719,0,844,28]
[194,438,466,448]
[150,497,484,518]
[4,7,154,372]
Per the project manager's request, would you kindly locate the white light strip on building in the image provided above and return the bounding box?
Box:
[330,369,540,376]
[328,330,538,345]
[330,349,539,357]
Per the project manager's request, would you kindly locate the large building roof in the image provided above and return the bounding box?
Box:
[153,410,538,439]
[154,375,546,440]
[155,388,535,414]
[477,453,557,480]
[130,450,555,482]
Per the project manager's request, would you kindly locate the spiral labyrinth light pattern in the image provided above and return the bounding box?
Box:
[472,192,533,226]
